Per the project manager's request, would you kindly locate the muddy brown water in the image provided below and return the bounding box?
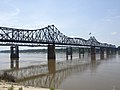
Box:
[0,52,120,90]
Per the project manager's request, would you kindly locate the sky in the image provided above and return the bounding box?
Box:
[0,0,120,50]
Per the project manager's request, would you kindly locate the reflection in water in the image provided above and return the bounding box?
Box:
[91,54,96,61]
[91,58,96,65]
[9,56,101,89]
[10,58,19,69]
[1,53,118,90]
[48,60,56,74]
[48,60,56,88]
[90,60,101,73]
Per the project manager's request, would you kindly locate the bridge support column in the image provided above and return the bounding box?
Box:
[79,48,84,59]
[91,46,96,61]
[106,48,110,57]
[66,47,72,60]
[111,48,114,54]
[48,44,56,61]
[114,48,117,54]
[100,47,104,60]
[87,48,91,56]
[10,46,19,59]
[10,58,19,69]
[111,48,116,54]
[82,48,84,57]
[47,44,56,88]
[110,48,112,55]
[79,48,81,58]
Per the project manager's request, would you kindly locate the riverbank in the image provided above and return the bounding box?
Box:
[0,81,61,90]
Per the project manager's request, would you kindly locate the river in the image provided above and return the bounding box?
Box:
[0,52,120,90]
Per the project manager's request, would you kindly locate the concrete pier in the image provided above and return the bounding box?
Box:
[79,48,84,58]
[79,48,81,58]
[10,46,19,59]
[47,44,56,74]
[100,47,104,60]
[10,58,19,69]
[48,44,56,61]
[66,47,72,60]
[106,48,110,57]
[82,48,84,56]
[91,46,96,61]
[87,48,91,56]
[112,48,117,54]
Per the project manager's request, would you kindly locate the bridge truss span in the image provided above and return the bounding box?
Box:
[0,25,116,48]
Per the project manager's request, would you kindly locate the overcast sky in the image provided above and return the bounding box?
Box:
[0,0,120,50]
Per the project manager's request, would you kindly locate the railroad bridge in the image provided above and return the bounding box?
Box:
[0,25,116,68]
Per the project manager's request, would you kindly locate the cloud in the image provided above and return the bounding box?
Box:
[0,8,20,26]
[11,8,20,16]
[103,15,120,22]
[111,32,117,35]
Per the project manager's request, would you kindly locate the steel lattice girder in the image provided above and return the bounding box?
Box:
[0,25,116,48]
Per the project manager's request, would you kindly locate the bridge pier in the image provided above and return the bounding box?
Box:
[106,48,110,57]
[82,48,85,57]
[79,48,81,58]
[66,47,72,60]
[111,48,113,54]
[114,48,117,54]
[79,48,84,58]
[100,47,104,60]
[112,48,117,54]
[87,48,91,56]
[110,48,112,54]
[91,46,96,61]
[48,44,56,61]
[96,48,100,54]
[10,58,19,69]
[10,46,19,59]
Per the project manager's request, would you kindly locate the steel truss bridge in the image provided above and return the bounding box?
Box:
[0,25,116,48]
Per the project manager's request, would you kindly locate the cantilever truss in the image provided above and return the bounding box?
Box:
[0,25,116,48]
